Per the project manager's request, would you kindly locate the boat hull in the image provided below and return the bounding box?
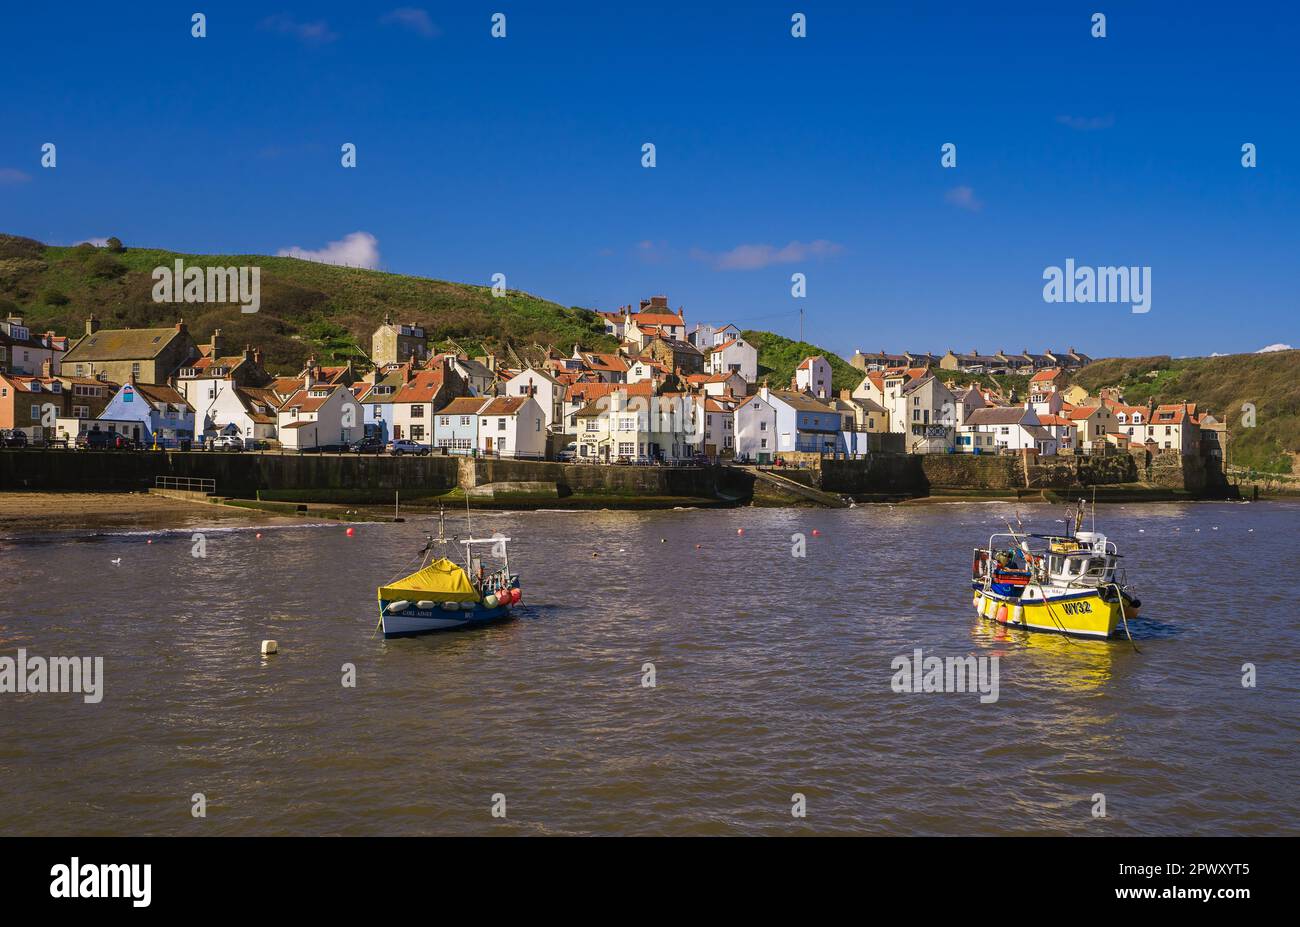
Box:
[381,602,514,638]
[971,583,1140,640]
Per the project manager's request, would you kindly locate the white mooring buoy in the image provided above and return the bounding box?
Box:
[261,640,278,656]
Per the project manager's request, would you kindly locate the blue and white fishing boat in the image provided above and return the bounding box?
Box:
[378,509,522,638]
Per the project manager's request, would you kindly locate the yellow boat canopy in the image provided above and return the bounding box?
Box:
[377,558,481,603]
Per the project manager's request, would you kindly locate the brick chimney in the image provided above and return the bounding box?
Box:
[86,315,101,336]
[41,357,53,378]
[210,328,224,357]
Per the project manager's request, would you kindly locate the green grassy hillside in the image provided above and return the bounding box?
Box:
[0,234,615,373]
[741,330,862,393]
[1070,353,1300,472]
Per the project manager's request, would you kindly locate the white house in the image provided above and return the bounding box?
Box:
[794,356,833,398]
[706,336,758,383]
[502,367,566,432]
[99,380,196,447]
[625,357,671,386]
[699,396,736,458]
[732,392,778,464]
[958,406,1056,455]
[476,395,546,458]
[687,370,747,398]
[276,383,362,450]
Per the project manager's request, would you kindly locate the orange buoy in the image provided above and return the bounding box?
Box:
[737,528,745,536]
[811,529,821,537]
[346,527,355,537]
[255,532,263,539]
[996,604,1008,623]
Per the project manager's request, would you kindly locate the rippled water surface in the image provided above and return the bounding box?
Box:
[2,501,1297,835]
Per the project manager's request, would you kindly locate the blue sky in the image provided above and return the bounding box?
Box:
[1,1,1296,358]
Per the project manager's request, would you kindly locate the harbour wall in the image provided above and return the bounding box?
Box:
[819,449,1215,496]
[0,447,1224,504]
[0,450,726,503]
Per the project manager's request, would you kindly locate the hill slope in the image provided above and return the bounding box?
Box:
[0,234,615,372]
[741,330,861,393]
[1071,353,1300,472]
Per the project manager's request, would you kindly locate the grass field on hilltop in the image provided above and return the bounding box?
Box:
[741,330,862,393]
[1070,353,1300,472]
[0,233,615,373]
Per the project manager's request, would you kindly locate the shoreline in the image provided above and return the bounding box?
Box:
[0,491,296,534]
[0,487,1275,535]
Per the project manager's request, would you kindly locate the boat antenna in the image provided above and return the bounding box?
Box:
[1091,485,1096,532]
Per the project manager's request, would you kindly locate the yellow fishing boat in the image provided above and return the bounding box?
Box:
[970,503,1141,640]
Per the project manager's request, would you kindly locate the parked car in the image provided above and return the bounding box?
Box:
[207,434,244,451]
[388,439,430,457]
[1,429,29,448]
[555,441,578,463]
[77,430,136,450]
[350,435,385,454]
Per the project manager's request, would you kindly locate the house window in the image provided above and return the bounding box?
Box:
[132,363,141,377]
[535,418,541,431]
[30,404,41,420]
[497,418,506,430]
[460,416,471,426]
[411,425,425,441]
[411,405,424,418]
[584,420,597,432]
[759,421,767,431]
[439,416,449,426]
[618,442,635,456]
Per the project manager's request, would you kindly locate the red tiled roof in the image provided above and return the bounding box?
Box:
[439,397,489,415]
[391,369,447,404]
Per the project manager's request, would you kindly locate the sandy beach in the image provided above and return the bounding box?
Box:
[0,491,292,534]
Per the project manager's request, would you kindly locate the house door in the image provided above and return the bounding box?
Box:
[485,436,493,453]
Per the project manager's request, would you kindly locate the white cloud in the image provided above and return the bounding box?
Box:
[1256,343,1293,353]
[944,186,983,211]
[693,239,844,271]
[0,168,32,184]
[260,14,338,45]
[634,240,671,264]
[380,8,440,37]
[278,231,381,269]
